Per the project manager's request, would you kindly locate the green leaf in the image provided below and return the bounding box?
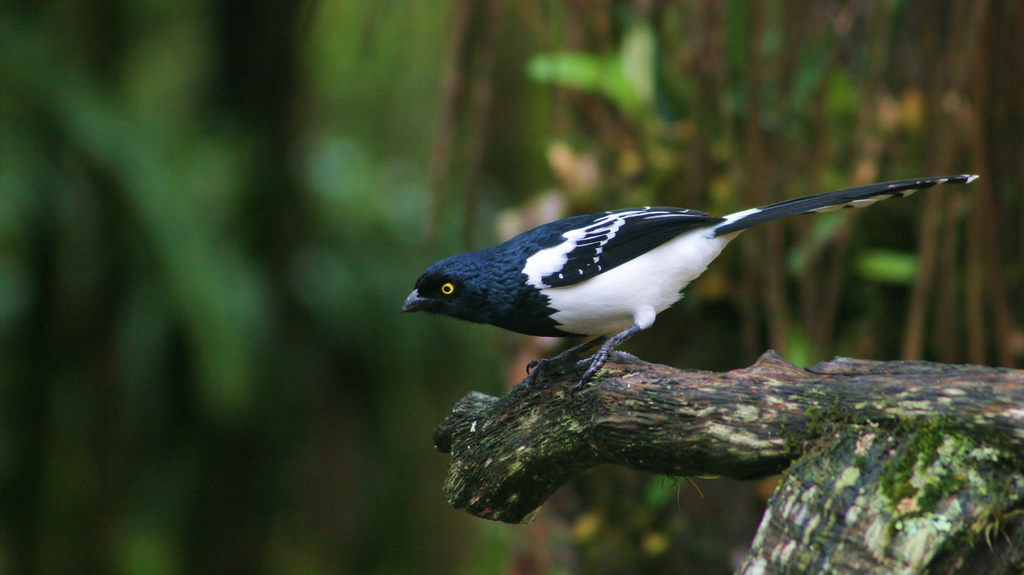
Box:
[856,250,919,285]
[527,21,657,116]
[527,51,606,92]
[616,20,657,111]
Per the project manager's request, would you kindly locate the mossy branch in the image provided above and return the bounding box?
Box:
[433,351,1024,572]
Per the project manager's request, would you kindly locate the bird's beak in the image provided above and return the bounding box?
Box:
[402,289,431,313]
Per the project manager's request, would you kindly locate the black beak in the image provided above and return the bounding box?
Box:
[402,289,431,313]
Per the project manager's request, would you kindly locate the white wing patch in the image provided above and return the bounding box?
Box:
[523,210,654,288]
[522,236,576,289]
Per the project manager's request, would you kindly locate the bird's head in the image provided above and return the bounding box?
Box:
[402,252,494,324]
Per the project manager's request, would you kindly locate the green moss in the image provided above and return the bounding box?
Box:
[778,421,804,458]
[881,419,960,502]
[802,393,854,437]
[882,423,940,501]
[779,394,883,464]
[878,417,987,535]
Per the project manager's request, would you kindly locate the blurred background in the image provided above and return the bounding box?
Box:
[1,0,1022,573]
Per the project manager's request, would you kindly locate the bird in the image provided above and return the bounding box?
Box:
[403,175,977,388]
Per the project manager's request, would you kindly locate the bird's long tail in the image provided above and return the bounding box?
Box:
[713,175,977,237]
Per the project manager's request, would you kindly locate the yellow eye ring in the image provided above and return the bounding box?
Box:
[441,282,455,295]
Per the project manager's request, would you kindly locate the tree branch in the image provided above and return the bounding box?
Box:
[434,351,1024,571]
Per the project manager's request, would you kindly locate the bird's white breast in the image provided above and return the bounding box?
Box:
[541,228,737,336]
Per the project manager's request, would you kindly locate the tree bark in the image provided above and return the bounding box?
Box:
[433,351,1024,573]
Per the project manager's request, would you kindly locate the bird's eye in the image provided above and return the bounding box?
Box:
[441,282,455,295]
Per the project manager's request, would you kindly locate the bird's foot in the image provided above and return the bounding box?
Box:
[573,351,610,391]
[524,356,575,389]
[523,358,550,388]
[530,348,637,391]
[607,350,640,363]
[523,337,606,389]
[571,350,643,389]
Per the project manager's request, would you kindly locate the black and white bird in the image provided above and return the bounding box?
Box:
[403,175,977,387]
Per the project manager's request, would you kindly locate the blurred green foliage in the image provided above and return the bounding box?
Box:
[2,1,1022,574]
[528,20,657,116]
[856,249,919,285]
[1,2,497,574]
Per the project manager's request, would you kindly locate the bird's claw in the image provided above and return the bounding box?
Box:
[524,352,588,389]
[572,353,607,391]
[526,359,541,374]
[607,350,640,363]
[523,358,549,388]
[523,336,613,390]
[571,350,638,391]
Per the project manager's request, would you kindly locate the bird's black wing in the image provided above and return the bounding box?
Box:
[535,207,723,288]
